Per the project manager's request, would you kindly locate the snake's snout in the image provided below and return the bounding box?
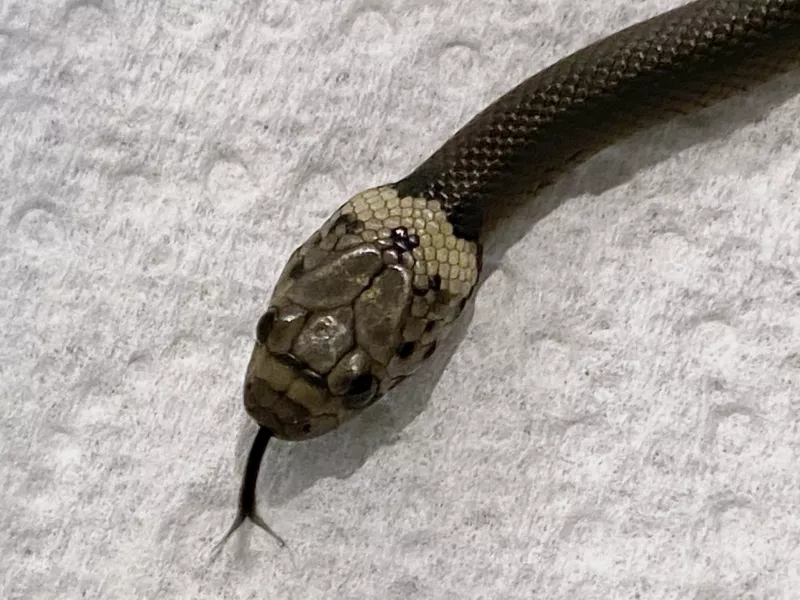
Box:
[242,372,336,441]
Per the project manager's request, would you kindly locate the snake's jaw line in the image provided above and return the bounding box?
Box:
[241,186,479,442]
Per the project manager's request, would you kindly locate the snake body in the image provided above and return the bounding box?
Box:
[217,0,800,548]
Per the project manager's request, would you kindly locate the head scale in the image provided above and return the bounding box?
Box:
[242,185,481,441]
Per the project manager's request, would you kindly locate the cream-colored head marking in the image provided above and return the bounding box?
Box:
[244,185,480,441]
[214,185,481,552]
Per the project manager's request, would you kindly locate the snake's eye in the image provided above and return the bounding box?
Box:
[342,373,379,410]
[255,309,276,344]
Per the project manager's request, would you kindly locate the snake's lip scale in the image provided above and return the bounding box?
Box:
[215,0,800,551]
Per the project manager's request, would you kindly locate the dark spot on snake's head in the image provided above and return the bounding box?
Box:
[345,219,364,234]
[390,226,408,241]
[332,213,352,230]
[256,309,276,344]
[397,341,415,359]
[288,260,305,278]
[390,226,419,253]
[423,342,437,359]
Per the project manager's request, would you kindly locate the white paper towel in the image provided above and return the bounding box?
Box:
[3,0,800,598]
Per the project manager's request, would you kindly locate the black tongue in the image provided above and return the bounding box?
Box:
[211,426,286,557]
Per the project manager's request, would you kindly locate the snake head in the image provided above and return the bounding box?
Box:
[243,186,480,440]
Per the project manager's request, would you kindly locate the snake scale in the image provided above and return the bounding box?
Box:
[215,0,800,549]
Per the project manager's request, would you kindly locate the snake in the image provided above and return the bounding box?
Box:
[214,0,800,550]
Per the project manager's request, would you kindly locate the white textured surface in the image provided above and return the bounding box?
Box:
[3,0,800,598]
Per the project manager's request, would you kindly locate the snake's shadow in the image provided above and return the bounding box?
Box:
[252,68,800,509]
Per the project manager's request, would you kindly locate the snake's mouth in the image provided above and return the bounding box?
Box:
[242,374,339,440]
